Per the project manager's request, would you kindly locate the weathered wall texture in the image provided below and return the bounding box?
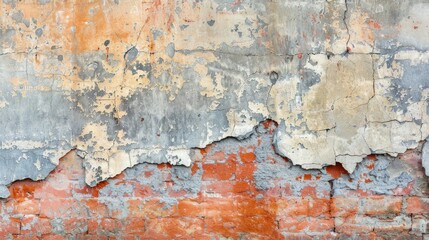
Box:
[1,0,429,236]
[1,0,429,196]
[0,121,428,239]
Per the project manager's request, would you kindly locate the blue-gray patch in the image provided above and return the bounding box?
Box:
[388,60,429,113]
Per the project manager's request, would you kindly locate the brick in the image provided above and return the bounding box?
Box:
[373,216,412,232]
[6,199,40,215]
[63,218,88,234]
[40,199,88,219]
[82,199,108,218]
[361,196,402,215]
[300,186,317,198]
[191,163,200,175]
[234,197,273,216]
[279,217,334,233]
[123,218,145,234]
[202,181,256,196]
[331,197,359,217]
[145,218,204,238]
[235,163,256,180]
[69,235,109,240]
[88,218,123,235]
[202,161,236,180]
[205,215,280,238]
[133,183,156,198]
[177,198,236,218]
[239,148,256,163]
[276,198,309,217]
[0,218,21,235]
[71,181,109,198]
[204,199,238,218]
[205,151,226,162]
[34,174,73,199]
[177,199,204,217]
[407,197,429,214]
[283,232,338,240]
[40,235,66,240]
[335,216,374,234]
[128,199,178,218]
[121,235,148,240]
[11,235,39,240]
[8,180,41,200]
[309,198,331,217]
[326,163,348,179]
[21,215,52,236]
[280,233,314,240]
[376,232,423,240]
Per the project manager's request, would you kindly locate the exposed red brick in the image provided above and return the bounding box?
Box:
[373,216,412,232]
[335,216,374,234]
[202,161,236,180]
[40,199,87,219]
[123,218,145,234]
[234,197,274,216]
[406,197,429,214]
[68,235,108,240]
[8,180,41,200]
[202,181,256,196]
[239,148,256,163]
[279,217,334,233]
[205,151,226,162]
[63,218,88,234]
[191,163,200,175]
[326,163,348,179]
[361,196,402,215]
[156,163,173,170]
[0,218,21,235]
[205,215,280,238]
[21,215,52,236]
[40,235,66,240]
[303,174,312,181]
[145,218,204,238]
[301,186,317,198]
[6,199,40,215]
[88,218,122,234]
[331,197,359,217]
[1,120,427,238]
[235,163,256,180]
[12,236,40,240]
[309,198,331,217]
[72,181,109,198]
[277,198,310,217]
[128,199,178,219]
[82,199,108,218]
[177,199,205,217]
[177,198,236,218]
[133,183,156,198]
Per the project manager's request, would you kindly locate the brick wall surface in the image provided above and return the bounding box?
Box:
[0,121,428,239]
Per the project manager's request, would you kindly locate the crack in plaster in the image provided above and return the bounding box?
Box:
[1,0,429,197]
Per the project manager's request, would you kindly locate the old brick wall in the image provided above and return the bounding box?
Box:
[0,121,428,239]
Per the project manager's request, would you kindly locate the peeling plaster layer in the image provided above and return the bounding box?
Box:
[423,140,429,176]
[1,0,429,194]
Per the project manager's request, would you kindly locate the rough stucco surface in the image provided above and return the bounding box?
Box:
[0,0,429,196]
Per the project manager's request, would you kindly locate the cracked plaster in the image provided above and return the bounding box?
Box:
[0,0,429,196]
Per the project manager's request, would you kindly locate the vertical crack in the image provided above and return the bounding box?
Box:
[343,0,351,52]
